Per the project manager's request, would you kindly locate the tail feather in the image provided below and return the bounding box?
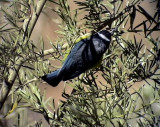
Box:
[41,70,61,87]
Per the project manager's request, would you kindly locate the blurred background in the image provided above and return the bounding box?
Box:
[0,0,159,126]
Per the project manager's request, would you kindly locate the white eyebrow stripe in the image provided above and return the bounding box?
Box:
[98,33,110,42]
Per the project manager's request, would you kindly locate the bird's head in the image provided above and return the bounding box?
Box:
[97,30,111,43]
[91,30,111,54]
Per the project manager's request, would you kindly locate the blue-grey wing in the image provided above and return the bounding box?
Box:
[59,40,89,80]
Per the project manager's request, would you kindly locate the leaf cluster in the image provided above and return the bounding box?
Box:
[0,0,160,127]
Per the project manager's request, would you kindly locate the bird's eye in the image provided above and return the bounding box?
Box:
[98,42,101,47]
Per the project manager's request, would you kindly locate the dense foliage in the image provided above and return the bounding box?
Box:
[0,0,160,126]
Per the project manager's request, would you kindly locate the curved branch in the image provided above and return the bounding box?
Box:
[0,0,48,110]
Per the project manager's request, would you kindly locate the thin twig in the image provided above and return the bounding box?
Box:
[0,0,48,110]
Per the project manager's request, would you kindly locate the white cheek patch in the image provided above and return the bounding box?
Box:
[98,33,110,42]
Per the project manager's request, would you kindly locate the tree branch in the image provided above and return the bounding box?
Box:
[0,0,48,110]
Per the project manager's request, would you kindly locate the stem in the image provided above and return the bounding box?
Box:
[0,0,48,110]
[28,0,48,38]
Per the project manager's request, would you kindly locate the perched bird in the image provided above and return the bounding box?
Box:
[42,30,111,87]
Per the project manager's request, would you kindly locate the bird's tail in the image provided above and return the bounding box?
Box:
[41,70,61,87]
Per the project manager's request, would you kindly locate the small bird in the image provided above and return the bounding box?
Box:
[42,30,111,87]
